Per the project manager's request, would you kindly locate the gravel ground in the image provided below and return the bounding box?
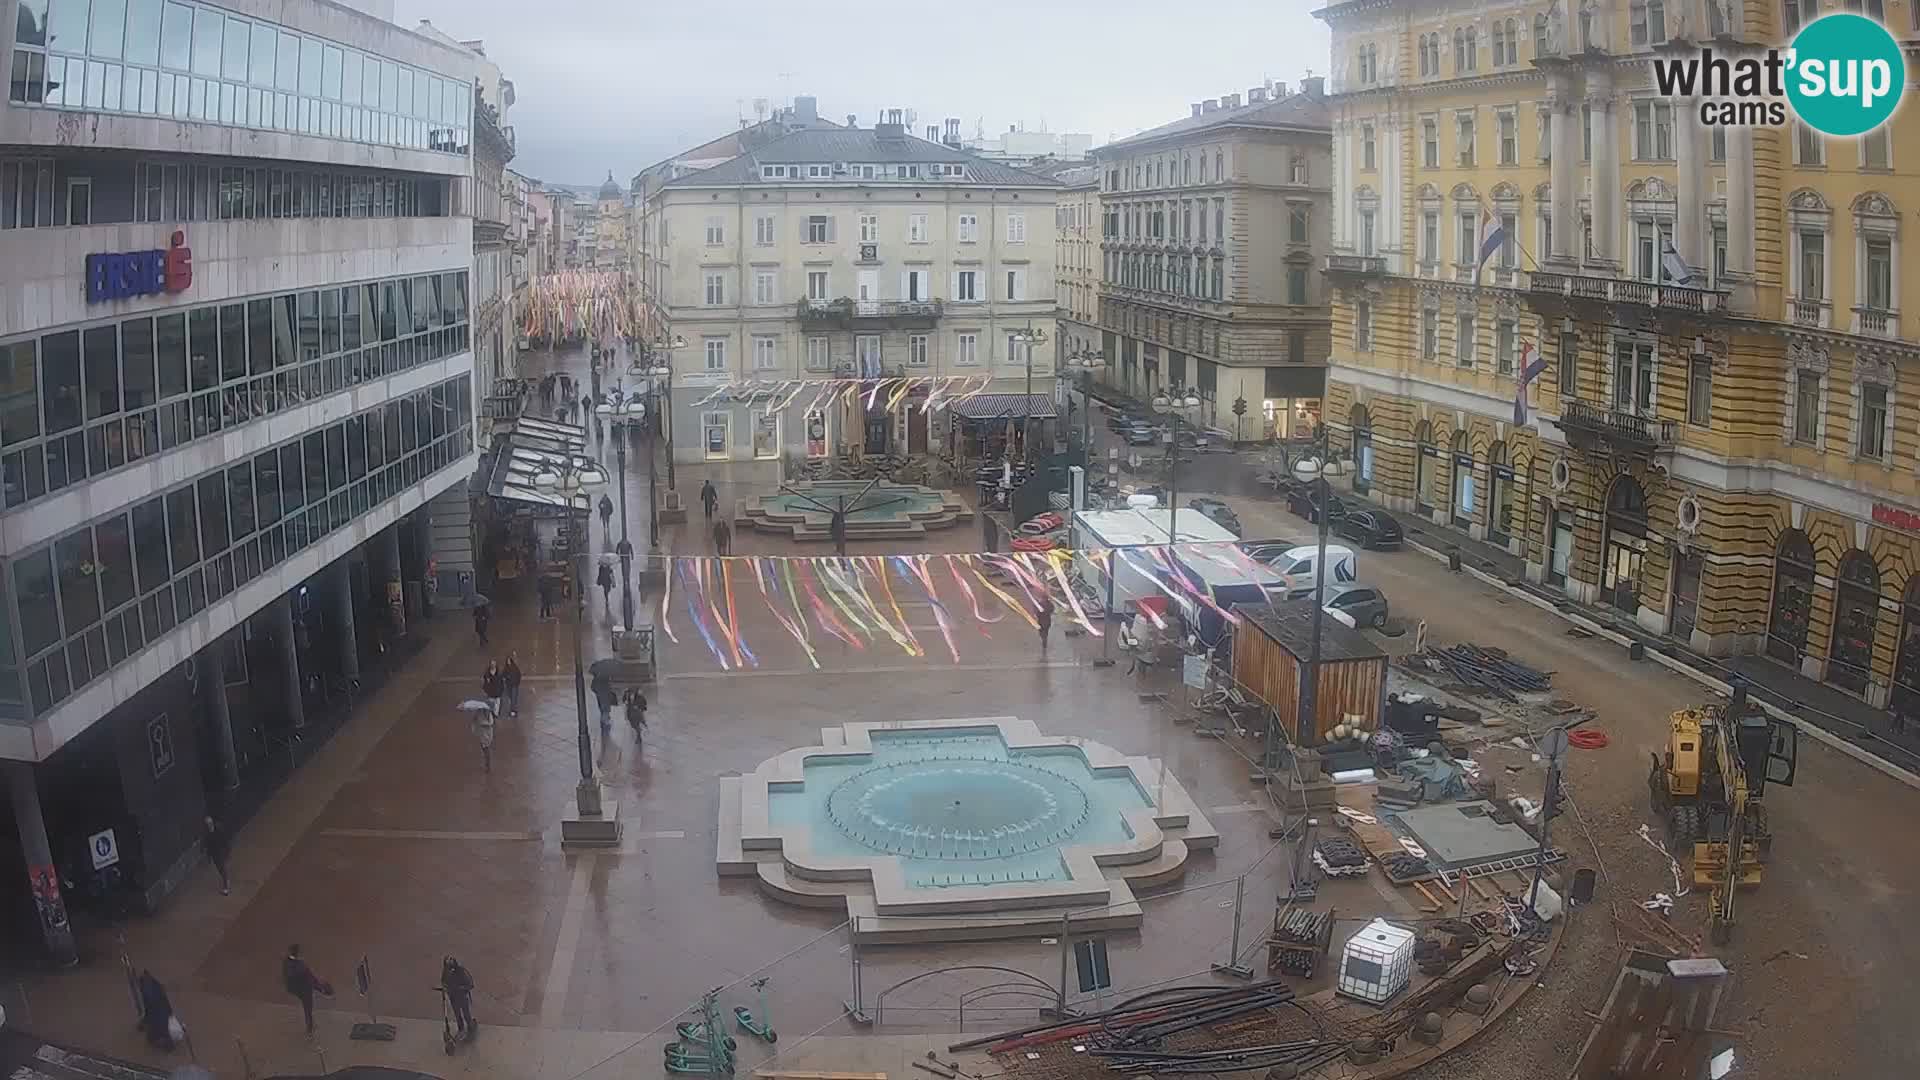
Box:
[1204,488,1920,1080]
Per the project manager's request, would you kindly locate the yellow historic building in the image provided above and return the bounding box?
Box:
[1316,0,1920,713]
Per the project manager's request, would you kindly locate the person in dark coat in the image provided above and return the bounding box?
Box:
[472,603,490,645]
[137,969,177,1049]
[1037,596,1055,650]
[713,518,732,557]
[502,653,523,717]
[441,956,477,1040]
[537,575,556,621]
[596,560,616,609]
[592,675,617,735]
[204,815,231,896]
[700,479,719,518]
[481,661,504,716]
[282,944,329,1036]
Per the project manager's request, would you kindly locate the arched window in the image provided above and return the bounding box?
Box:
[1830,550,1882,695]
[1464,27,1478,70]
[1214,151,1224,182]
[1768,529,1816,664]
[1491,22,1507,66]
[1893,574,1920,717]
[1535,13,1550,56]
[1454,28,1467,70]
[1602,476,1649,613]
[1488,440,1517,543]
[1183,156,1192,184]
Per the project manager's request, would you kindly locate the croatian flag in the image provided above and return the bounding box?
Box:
[1513,340,1549,426]
[1661,240,1695,286]
[1475,216,1508,281]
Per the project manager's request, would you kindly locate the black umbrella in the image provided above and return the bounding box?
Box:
[588,658,623,680]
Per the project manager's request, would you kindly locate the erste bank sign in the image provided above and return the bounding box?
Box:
[85,230,193,304]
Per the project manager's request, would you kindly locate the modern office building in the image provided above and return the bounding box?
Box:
[1091,80,1333,442]
[648,113,1060,466]
[1316,1,1920,711]
[0,0,485,962]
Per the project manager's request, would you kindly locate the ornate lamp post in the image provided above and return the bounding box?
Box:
[540,456,621,846]
[650,335,685,492]
[644,360,673,547]
[1152,389,1201,535]
[1010,324,1049,459]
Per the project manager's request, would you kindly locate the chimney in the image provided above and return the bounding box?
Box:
[944,117,963,146]
[1191,103,1203,117]
[1248,87,1268,103]
[876,108,907,141]
[1300,76,1325,97]
[1273,81,1288,98]
[793,95,818,122]
[1202,99,1219,113]
[1223,93,1242,108]
[927,125,940,141]
[846,113,857,127]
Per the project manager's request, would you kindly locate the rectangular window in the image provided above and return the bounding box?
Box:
[703,272,725,306]
[1860,383,1888,459]
[858,213,878,242]
[1354,301,1372,351]
[1456,114,1476,166]
[909,213,928,242]
[956,333,979,366]
[705,216,724,246]
[1865,236,1893,310]
[806,215,830,243]
[1004,270,1023,301]
[1496,321,1517,374]
[1582,103,1592,161]
[1799,231,1825,301]
[1687,357,1712,426]
[806,270,829,302]
[1712,223,1728,285]
[1862,129,1890,169]
[1420,310,1439,360]
[1613,340,1656,415]
[1421,211,1438,263]
[703,338,727,371]
[1361,123,1376,170]
[1288,205,1309,243]
[1794,370,1821,443]
[752,336,777,371]
[1558,332,1578,397]
[1214,199,1225,241]
[1006,213,1027,243]
[1499,112,1517,164]
[1288,266,1308,305]
[1711,125,1727,162]
[956,271,978,302]
[1422,120,1438,168]
[754,270,777,305]
[1797,122,1824,165]
[908,335,929,366]
[805,336,831,371]
[1458,211,1478,265]
[1499,214,1517,268]
[958,214,977,242]
[1456,315,1475,367]
[754,213,775,246]
[1360,210,1376,256]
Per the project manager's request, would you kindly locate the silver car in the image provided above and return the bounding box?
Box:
[1323,583,1390,629]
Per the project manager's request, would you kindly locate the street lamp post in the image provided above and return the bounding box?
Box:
[543,457,620,846]
[653,334,685,492]
[1297,427,1333,755]
[1011,325,1049,460]
[1153,390,1201,534]
[644,361,672,548]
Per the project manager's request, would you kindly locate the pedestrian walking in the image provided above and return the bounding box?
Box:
[597,560,615,609]
[471,704,496,772]
[598,493,614,532]
[282,945,331,1036]
[472,603,490,645]
[592,676,616,736]
[440,957,477,1041]
[204,814,232,896]
[700,479,719,519]
[713,517,732,557]
[482,661,503,717]
[502,652,523,717]
[623,687,648,742]
[537,575,555,621]
[137,970,178,1050]
[1037,595,1055,650]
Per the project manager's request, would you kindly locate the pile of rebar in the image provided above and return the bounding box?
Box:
[1420,644,1553,701]
[1093,1039,1347,1074]
[959,980,1312,1060]
[1273,907,1332,946]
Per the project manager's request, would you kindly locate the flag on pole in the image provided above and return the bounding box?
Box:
[1660,240,1694,286]
[1474,215,1508,282]
[1513,340,1549,426]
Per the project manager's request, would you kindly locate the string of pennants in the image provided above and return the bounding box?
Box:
[689,375,999,416]
[521,271,640,343]
[656,543,1271,671]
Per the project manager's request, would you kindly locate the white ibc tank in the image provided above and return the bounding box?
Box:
[1337,917,1416,1005]
[1126,493,1159,510]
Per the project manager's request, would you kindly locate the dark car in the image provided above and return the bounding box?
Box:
[1122,424,1162,446]
[1239,538,1308,563]
[1286,484,1348,525]
[1187,497,1242,535]
[1335,509,1404,550]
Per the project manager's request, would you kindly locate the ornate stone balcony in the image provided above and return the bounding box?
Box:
[1527,271,1732,315]
[1558,399,1677,455]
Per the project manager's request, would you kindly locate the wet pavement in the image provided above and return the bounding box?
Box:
[9,345,1917,1080]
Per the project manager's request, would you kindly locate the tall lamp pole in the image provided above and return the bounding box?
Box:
[1297,426,1332,749]
[653,334,685,491]
[538,457,609,836]
[1012,325,1049,460]
[644,359,673,547]
[1153,389,1200,531]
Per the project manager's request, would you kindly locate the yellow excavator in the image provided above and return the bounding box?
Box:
[1648,679,1798,943]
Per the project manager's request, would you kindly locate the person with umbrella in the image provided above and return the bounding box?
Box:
[590,668,617,737]
[455,699,496,771]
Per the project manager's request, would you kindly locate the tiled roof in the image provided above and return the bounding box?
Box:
[664,128,1063,188]
[1099,91,1330,154]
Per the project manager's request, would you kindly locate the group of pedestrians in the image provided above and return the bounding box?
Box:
[472,653,523,772]
[701,479,733,555]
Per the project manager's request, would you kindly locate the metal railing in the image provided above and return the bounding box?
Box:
[1559,399,1678,447]
[1324,253,1386,275]
[1528,271,1731,313]
[795,298,944,326]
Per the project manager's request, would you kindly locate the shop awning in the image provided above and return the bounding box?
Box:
[503,415,589,455]
[484,420,604,510]
[948,393,1058,421]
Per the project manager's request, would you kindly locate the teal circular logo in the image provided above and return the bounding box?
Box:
[1786,14,1905,138]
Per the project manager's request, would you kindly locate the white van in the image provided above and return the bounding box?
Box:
[1266,544,1359,600]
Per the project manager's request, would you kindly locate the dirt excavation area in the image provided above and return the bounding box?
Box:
[1207,491,1920,1080]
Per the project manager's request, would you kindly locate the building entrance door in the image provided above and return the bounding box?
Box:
[1670,550,1702,642]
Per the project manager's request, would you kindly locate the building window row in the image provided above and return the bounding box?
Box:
[0,156,447,229]
[4,373,474,718]
[1101,148,1227,194]
[0,270,472,512]
[1106,251,1225,301]
[11,0,472,155]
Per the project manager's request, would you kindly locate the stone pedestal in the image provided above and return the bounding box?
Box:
[560,783,622,848]
[659,490,687,524]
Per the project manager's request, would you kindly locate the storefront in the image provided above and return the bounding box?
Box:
[1893,577,1920,719]
[1486,441,1517,546]
[1828,551,1882,695]
[1414,421,1436,515]
[1262,365,1324,442]
[1602,476,1650,615]
[1449,431,1474,529]
[1767,530,1816,666]
[1349,405,1373,495]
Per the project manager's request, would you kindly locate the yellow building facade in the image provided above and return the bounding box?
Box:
[1317,0,1920,713]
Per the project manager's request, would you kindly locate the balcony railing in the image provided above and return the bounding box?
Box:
[1527,271,1731,314]
[1558,399,1678,452]
[1852,305,1900,339]
[1791,297,1829,327]
[796,298,944,329]
[1325,254,1386,275]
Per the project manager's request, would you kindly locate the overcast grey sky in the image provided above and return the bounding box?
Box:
[398,0,1331,186]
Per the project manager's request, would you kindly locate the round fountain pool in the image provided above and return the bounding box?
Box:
[768,731,1151,888]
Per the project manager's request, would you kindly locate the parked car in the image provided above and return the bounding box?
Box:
[1121,424,1162,446]
[1322,583,1391,629]
[1238,539,1308,563]
[1263,544,1360,600]
[1187,497,1242,535]
[1286,484,1348,525]
[1334,509,1405,550]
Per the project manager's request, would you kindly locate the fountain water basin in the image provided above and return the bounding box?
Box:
[718,717,1220,942]
[735,480,971,541]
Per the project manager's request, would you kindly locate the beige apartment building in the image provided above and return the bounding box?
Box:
[1317,0,1920,712]
[1029,161,1102,360]
[651,115,1061,465]
[1092,81,1334,442]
